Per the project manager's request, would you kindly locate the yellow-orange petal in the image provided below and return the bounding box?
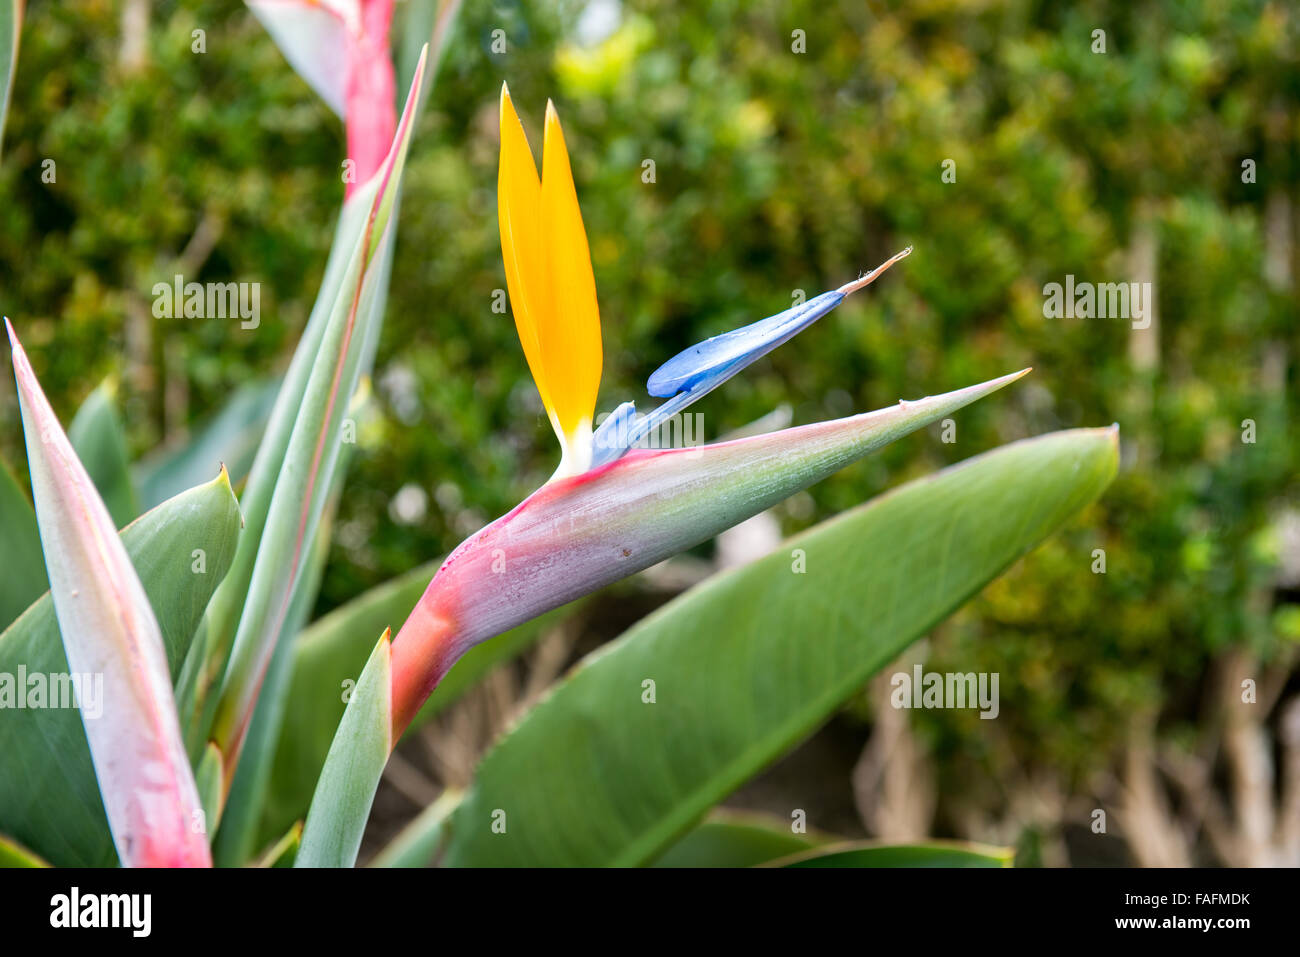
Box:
[498,84,552,416]
[540,99,602,463]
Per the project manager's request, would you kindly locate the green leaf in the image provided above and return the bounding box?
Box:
[134,377,279,511]
[397,0,461,104]
[295,632,393,868]
[441,427,1119,866]
[0,0,19,159]
[0,834,48,868]
[255,561,581,850]
[67,380,139,528]
[651,810,824,868]
[368,789,462,868]
[0,470,243,866]
[774,841,1013,868]
[0,458,47,630]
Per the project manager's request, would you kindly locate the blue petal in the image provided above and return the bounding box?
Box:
[590,401,637,468]
[618,386,698,455]
[589,248,913,468]
[591,288,850,466]
[647,290,845,398]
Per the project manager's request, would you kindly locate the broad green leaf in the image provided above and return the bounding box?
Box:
[773,841,1013,868]
[369,789,462,868]
[0,0,19,159]
[0,470,242,866]
[67,380,139,527]
[201,49,429,779]
[0,457,46,630]
[296,632,393,868]
[135,376,279,510]
[441,427,1119,866]
[255,561,582,850]
[0,834,47,868]
[7,325,212,866]
[651,810,824,868]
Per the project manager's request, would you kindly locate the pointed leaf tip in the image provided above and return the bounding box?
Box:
[296,627,393,867]
[9,323,211,867]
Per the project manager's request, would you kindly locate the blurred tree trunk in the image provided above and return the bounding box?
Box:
[1127,204,1160,373]
[120,0,149,72]
[851,652,935,841]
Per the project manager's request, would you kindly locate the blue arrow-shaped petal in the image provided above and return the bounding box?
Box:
[591,247,913,467]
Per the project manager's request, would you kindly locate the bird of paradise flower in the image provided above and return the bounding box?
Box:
[382,86,1029,734]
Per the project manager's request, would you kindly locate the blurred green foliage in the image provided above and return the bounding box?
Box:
[0,0,1296,842]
